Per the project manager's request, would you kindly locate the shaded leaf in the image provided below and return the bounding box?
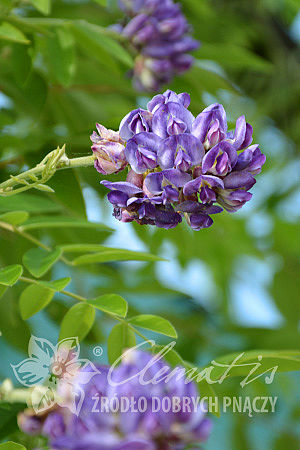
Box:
[21,216,112,232]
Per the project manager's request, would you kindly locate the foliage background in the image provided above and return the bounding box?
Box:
[0,0,300,448]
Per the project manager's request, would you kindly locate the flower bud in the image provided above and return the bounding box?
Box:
[91,124,127,175]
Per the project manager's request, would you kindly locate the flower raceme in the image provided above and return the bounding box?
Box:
[19,350,212,450]
[91,90,266,230]
[114,0,200,91]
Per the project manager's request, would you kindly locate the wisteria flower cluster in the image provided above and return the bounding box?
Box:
[91,90,266,230]
[19,350,211,449]
[114,0,200,91]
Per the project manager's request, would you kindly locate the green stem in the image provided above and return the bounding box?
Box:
[0,222,73,266]
[0,152,95,195]
[19,277,153,344]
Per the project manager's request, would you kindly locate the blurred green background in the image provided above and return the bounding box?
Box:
[0,0,300,449]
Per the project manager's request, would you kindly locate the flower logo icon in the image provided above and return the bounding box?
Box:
[11,336,100,415]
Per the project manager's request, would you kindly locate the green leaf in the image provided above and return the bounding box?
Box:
[60,244,108,253]
[72,21,133,67]
[23,247,61,278]
[0,194,61,213]
[19,284,54,320]
[0,22,30,45]
[45,28,75,86]
[21,216,112,232]
[201,350,300,380]
[48,169,87,218]
[93,0,107,6]
[87,294,128,318]
[11,44,32,86]
[0,285,7,299]
[129,315,177,338]
[0,442,25,449]
[59,302,95,341]
[28,0,51,15]
[107,323,136,365]
[73,249,165,265]
[0,211,29,226]
[0,265,23,286]
[39,277,71,291]
[151,344,185,367]
[0,403,25,441]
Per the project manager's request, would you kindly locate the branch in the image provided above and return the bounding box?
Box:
[0,145,96,197]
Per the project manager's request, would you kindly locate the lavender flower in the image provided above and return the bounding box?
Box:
[19,350,212,449]
[91,89,265,230]
[115,0,200,91]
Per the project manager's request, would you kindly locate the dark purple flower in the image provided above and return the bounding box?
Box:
[183,175,224,203]
[217,189,253,212]
[119,109,152,141]
[124,132,162,173]
[189,213,213,230]
[234,144,266,175]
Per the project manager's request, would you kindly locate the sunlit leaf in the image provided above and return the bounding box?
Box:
[0,211,29,226]
[19,284,54,319]
[107,323,136,364]
[0,22,30,44]
[129,315,177,338]
[0,265,23,286]
[73,249,166,265]
[87,294,128,318]
[23,247,61,278]
[59,303,95,341]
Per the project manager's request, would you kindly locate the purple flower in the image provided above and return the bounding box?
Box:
[192,103,227,147]
[116,0,200,91]
[119,109,152,141]
[91,124,127,175]
[125,132,162,173]
[227,115,253,150]
[94,90,265,230]
[159,133,204,171]
[234,144,266,175]
[152,102,194,138]
[202,141,237,177]
[183,174,224,203]
[217,189,253,212]
[22,350,211,449]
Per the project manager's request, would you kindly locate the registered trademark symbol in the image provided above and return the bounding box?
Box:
[93,346,103,357]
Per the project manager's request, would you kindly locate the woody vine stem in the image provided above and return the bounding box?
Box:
[0,145,96,197]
